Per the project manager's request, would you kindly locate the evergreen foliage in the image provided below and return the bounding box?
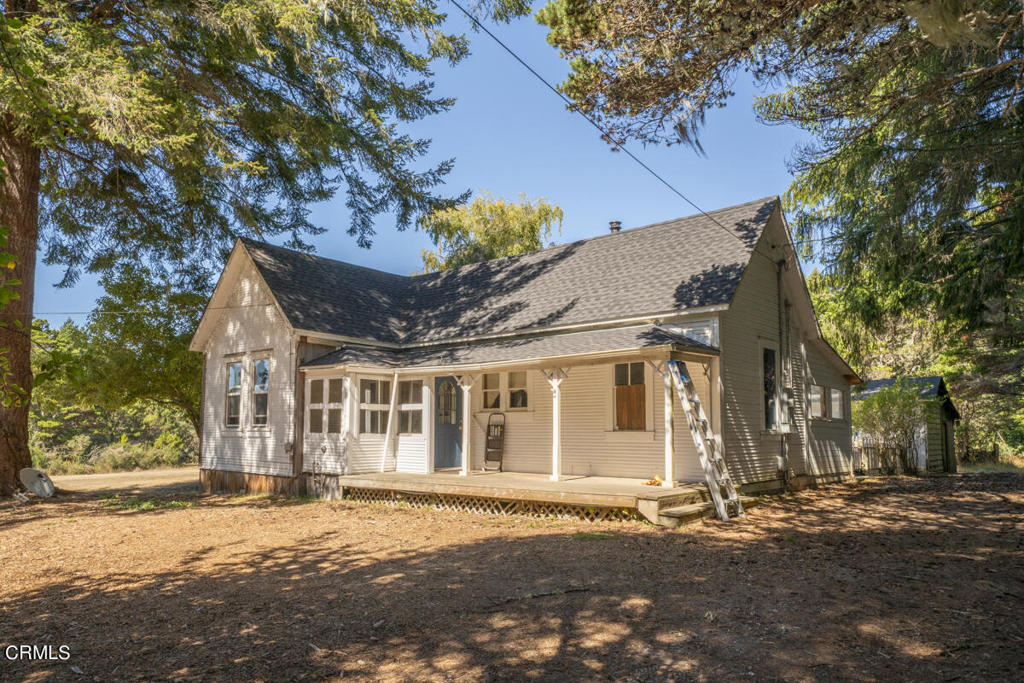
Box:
[537,0,1024,331]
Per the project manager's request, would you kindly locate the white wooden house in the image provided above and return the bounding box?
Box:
[189,197,860,523]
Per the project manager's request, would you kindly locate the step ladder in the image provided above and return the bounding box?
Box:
[667,360,744,521]
[483,413,506,471]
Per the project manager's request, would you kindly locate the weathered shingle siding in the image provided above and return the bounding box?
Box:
[200,259,296,477]
[719,210,854,485]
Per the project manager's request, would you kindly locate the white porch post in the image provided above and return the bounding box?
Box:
[543,368,569,482]
[663,368,676,487]
[456,375,475,476]
[380,371,399,473]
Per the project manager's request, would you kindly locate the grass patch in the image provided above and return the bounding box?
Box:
[99,494,194,511]
[960,453,1024,473]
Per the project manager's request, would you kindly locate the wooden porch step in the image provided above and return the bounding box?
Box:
[657,495,759,528]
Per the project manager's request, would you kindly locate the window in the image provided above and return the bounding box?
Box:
[763,347,778,430]
[251,358,270,426]
[308,379,324,433]
[437,380,457,425]
[309,377,344,434]
[808,384,826,418]
[359,378,391,435]
[397,379,423,434]
[482,373,500,409]
[614,362,645,431]
[225,362,242,427]
[508,371,528,409]
[327,378,344,434]
[831,388,845,420]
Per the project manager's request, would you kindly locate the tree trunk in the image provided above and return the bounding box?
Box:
[0,123,41,495]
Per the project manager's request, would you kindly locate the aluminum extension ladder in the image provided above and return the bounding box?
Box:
[667,360,745,521]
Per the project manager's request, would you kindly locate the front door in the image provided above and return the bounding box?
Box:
[434,377,462,469]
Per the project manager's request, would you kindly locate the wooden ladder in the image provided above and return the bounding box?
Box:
[667,360,745,521]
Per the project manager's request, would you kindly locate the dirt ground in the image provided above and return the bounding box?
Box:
[1,473,1022,682]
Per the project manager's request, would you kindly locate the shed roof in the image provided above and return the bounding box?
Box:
[853,376,960,419]
[302,324,717,371]
[241,196,778,344]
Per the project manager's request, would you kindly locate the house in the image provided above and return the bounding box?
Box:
[851,376,960,474]
[189,196,861,523]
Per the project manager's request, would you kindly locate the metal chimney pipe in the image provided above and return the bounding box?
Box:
[609,220,622,233]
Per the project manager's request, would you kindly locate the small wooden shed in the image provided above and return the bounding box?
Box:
[852,376,960,473]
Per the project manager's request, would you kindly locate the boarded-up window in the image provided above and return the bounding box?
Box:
[614,362,645,431]
[225,362,242,427]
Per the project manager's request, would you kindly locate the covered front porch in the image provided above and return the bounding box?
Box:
[313,470,752,527]
[301,323,724,490]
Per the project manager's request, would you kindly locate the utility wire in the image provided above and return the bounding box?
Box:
[447,0,780,265]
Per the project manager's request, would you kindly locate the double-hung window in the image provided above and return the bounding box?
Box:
[225,362,242,427]
[397,380,423,434]
[308,379,325,433]
[482,373,501,409]
[508,371,528,409]
[359,378,391,435]
[252,358,270,426]
[479,372,530,411]
[762,346,778,430]
[326,378,345,433]
[808,384,826,418]
[830,388,846,421]
[614,362,645,431]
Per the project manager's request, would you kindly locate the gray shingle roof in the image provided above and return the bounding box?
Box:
[852,376,944,400]
[242,196,777,344]
[302,324,718,370]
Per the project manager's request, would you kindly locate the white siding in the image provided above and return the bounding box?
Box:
[200,259,295,477]
[465,363,709,481]
[719,209,854,485]
[803,341,855,476]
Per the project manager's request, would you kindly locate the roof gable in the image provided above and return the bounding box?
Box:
[233,196,778,345]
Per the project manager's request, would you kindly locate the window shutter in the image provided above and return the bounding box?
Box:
[615,384,646,431]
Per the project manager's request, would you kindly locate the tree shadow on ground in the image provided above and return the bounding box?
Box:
[1,475,1022,681]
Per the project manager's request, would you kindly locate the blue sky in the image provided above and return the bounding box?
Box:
[34,7,808,324]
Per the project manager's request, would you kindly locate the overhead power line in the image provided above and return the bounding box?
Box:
[447,0,779,265]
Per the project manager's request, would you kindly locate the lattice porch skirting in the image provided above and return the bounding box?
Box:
[344,487,642,522]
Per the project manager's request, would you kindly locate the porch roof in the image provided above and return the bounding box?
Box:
[301,324,717,372]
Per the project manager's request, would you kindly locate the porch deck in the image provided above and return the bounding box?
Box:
[328,470,736,526]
